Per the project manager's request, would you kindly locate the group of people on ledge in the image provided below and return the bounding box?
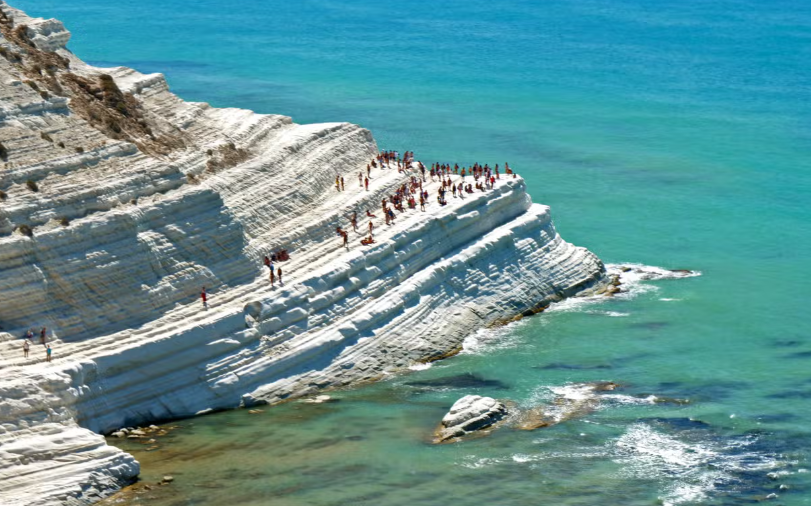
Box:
[20,327,52,362]
[338,151,516,248]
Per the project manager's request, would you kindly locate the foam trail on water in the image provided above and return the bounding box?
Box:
[547,263,701,315]
[612,422,785,505]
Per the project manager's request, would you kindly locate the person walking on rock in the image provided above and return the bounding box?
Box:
[270,261,275,287]
[46,345,52,363]
[368,220,374,237]
[365,176,369,191]
[40,327,47,345]
[201,287,208,309]
[23,339,29,359]
[278,267,283,286]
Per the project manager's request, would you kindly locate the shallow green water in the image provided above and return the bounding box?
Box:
[12,0,811,503]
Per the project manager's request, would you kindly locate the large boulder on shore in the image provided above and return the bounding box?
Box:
[433,395,508,443]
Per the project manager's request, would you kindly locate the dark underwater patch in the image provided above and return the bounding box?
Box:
[404,373,509,390]
[773,339,803,348]
[785,350,811,359]
[766,389,811,399]
[535,362,612,371]
[647,380,748,402]
[628,321,669,331]
[639,417,712,431]
[755,413,798,423]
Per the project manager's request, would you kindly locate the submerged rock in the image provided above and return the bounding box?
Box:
[516,382,619,430]
[433,395,508,443]
[405,373,509,391]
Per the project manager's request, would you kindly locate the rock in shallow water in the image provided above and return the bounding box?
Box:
[433,395,508,443]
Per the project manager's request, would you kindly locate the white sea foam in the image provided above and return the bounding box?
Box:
[545,263,700,317]
[408,362,433,371]
[601,393,658,406]
[461,319,528,355]
[611,422,784,505]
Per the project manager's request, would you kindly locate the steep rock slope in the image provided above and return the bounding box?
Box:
[0,3,606,505]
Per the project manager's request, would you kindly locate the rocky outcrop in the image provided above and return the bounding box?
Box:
[0,3,607,505]
[433,395,509,443]
[516,381,619,430]
[431,382,621,442]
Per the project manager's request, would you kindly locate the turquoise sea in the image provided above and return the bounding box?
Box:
[12,0,811,504]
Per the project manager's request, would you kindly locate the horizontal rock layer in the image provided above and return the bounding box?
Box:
[0,2,606,505]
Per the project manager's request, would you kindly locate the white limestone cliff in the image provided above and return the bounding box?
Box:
[0,3,606,505]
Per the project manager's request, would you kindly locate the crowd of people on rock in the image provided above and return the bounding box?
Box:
[20,326,52,362]
[338,151,517,249]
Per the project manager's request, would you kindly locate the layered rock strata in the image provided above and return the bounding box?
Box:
[0,3,606,505]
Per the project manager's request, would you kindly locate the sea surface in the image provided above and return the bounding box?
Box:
[12,0,811,504]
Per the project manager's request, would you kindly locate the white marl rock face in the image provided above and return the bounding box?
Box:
[0,2,606,505]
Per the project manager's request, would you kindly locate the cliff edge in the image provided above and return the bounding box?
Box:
[0,3,606,505]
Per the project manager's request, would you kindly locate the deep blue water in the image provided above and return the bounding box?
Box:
[12,0,811,504]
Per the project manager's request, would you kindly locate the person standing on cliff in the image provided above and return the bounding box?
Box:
[201,287,208,309]
[23,339,30,359]
[341,176,345,191]
[368,220,374,236]
[278,267,283,286]
[46,345,52,363]
[40,327,47,345]
[365,176,369,191]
